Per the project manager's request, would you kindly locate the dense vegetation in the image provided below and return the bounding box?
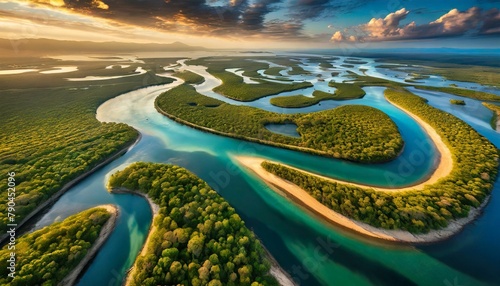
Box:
[270,91,333,108]
[270,82,366,108]
[0,207,112,285]
[415,86,500,102]
[450,99,466,105]
[0,59,174,232]
[156,84,403,162]
[108,162,277,286]
[173,70,205,84]
[482,102,500,130]
[262,89,499,233]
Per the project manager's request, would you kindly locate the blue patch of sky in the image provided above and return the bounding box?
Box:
[300,0,498,37]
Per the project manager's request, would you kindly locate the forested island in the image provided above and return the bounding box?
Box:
[156,84,403,163]
[0,206,116,285]
[255,88,498,236]
[107,162,279,286]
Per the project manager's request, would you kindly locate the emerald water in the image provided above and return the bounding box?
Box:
[28,56,500,286]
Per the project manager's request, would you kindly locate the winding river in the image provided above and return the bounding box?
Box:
[29,55,500,285]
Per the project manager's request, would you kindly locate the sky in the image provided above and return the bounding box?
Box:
[0,0,499,49]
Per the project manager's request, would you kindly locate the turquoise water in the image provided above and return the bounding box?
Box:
[28,56,500,285]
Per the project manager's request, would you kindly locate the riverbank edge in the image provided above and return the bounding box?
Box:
[482,102,500,131]
[0,133,141,245]
[109,186,296,286]
[107,187,159,286]
[59,204,119,286]
[154,98,403,164]
[235,155,490,244]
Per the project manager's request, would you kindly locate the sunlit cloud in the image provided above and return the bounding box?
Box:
[1,0,497,48]
[331,7,500,43]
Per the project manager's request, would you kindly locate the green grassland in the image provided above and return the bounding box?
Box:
[0,207,112,285]
[108,162,278,286]
[482,102,500,129]
[156,84,403,163]
[262,88,499,233]
[0,59,175,233]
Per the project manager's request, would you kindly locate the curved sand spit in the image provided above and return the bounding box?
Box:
[233,100,487,243]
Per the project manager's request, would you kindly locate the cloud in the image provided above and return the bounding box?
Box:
[331,6,500,42]
[92,0,109,10]
[330,31,357,42]
[330,31,343,42]
[288,0,370,20]
[364,8,410,39]
[480,8,500,34]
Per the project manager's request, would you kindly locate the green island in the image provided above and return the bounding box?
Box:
[269,91,336,108]
[450,99,466,105]
[264,67,285,76]
[375,60,500,87]
[344,60,368,65]
[483,102,500,130]
[261,88,498,233]
[269,72,411,108]
[107,162,278,286]
[173,70,205,84]
[156,84,404,163]
[0,206,114,285]
[307,58,335,69]
[269,83,365,108]
[341,64,355,68]
[415,85,500,102]
[186,57,312,101]
[0,60,174,233]
[416,63,499,87]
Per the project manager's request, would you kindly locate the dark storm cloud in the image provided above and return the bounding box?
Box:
[241,0,283,30]
[480,8,500,34]
[288,0,370,20]
[55,0,281,33]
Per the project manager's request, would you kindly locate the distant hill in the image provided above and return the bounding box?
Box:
[0,38,208,56]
